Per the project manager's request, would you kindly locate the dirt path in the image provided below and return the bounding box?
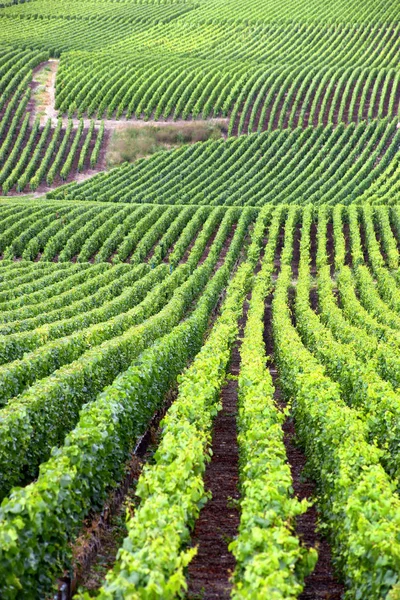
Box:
[186,310,245,599]
[30,59,59,125]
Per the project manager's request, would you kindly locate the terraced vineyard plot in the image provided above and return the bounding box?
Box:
[1,0,400,198]
[49,119,400,206]
[0,200,231,263]
[0,48,106,195]
[54,24,400,129]
[0,205,400,599]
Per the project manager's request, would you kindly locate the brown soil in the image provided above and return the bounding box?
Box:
[326,220,335,276]
[285,408,344,600]
[351,79,365,123]
[273,222,286,277]
[282,83,300,130]
[243,94,258,134]
[343,222,352,267]
[186,309,245,599]
[241,98,254,135]
[263,293,344,600]
[309,285,319,312]
[357,218,369,265]
[281,88,293,130]
[330,93,341,126]
[292,223,302,279]
[310,221,318,276]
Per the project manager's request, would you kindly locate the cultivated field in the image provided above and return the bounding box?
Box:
[0,1,400,599]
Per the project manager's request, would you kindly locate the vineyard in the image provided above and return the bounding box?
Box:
[2,0,400,599]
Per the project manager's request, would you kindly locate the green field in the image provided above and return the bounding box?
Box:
[0,1,400,599]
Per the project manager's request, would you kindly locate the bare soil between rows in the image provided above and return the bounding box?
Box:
[186,310,245,599]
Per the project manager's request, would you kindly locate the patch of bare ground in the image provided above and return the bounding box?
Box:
[292,223,302,279]
[272,221,286,280]
[214,224,237,270]
[310,220,318,276]
[350,79,365,123]
[106,122,224,169]
[186,305,246,600]
[343,222,352,267]
[309,285,319,312]
[330,93,341,126]
[29,59,59,126]
[326,220,335,276]
[240,100,255,135]
[358,218,370,266]
[162,225,190,264]
[372,86,381,120]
